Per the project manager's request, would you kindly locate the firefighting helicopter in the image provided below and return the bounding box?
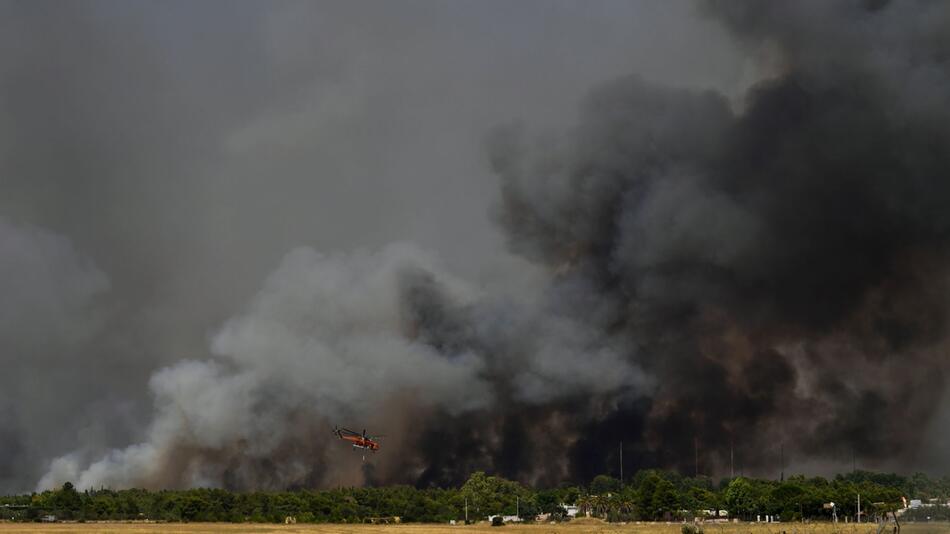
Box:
[333,426,383,459]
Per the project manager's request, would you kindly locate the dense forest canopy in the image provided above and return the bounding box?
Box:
[2,470,947,524]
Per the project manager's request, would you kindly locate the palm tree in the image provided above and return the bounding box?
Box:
[592,494,610,519]
[577,495,594,518]
[618,497,636,517]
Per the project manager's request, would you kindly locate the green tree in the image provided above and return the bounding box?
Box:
[461,472,493,516]
[724,477,755,519]
[52,482,83,519]
[576,494,594,517]
[651,478,679,519]
[636,470,663,519]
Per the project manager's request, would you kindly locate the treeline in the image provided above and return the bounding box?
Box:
[1,470,947,524]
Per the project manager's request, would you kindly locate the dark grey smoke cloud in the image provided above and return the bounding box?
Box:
[492,0,950,478]
[4,0,948,493]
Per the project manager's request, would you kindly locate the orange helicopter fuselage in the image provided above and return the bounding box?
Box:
[340,433,380,451]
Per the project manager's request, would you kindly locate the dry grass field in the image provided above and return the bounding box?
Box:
[0,521,947,534]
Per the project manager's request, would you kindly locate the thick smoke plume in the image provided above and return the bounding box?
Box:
[26,0,950,490]
[491,0,950,477]
[41,243,647,489]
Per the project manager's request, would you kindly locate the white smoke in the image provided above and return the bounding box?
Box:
[0,218,110,490]
[210,244,493,416]
[41,241,644,489]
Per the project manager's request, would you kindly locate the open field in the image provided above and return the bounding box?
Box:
[0,522,948,534]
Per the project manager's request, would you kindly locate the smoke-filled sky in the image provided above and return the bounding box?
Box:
[1,0,949,494]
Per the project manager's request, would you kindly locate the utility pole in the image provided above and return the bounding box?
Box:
[730,436,735,479]
[516,496,519,518]
[694,436,699,477]
[620,441,624,488]
[465,497,468,524]
[857,493,861,524]
[780,442,784,482]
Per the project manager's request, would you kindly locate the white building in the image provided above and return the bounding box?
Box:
[487,514,523,523]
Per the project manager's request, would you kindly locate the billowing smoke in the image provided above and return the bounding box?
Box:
[19,0,950,491]
[490,0,950,477]
[40,242,648,489]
